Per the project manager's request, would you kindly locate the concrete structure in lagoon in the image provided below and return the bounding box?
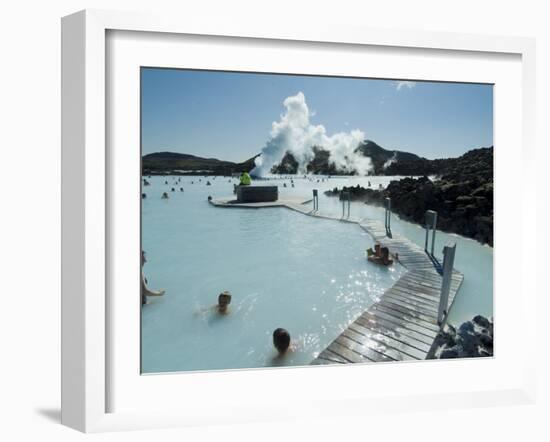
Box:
[236,185,278,203]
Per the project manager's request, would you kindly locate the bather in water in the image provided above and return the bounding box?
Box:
[141,251,165,305]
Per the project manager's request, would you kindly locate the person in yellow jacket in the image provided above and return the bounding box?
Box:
[239,171,252,185]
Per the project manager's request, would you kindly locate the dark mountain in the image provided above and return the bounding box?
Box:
[355,140,421,173]
[142,141,491,179]
[142,151,258,175]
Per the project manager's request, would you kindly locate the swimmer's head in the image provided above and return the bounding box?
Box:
[218,291,232,312]
[273,328,291,354]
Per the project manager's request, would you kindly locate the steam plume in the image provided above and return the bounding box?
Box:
[251,92,371,176]
[383,152,397,169]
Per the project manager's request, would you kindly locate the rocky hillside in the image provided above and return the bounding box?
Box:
[142,152,258,175]
[325,147,494,245]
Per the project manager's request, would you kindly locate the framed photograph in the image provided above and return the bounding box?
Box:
[61,9,537,432]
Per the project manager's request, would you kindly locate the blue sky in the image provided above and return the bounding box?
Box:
[141,68,493,161]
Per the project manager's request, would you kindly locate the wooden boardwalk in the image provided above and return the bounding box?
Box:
[209,197,464,364]
[313,220,464,365]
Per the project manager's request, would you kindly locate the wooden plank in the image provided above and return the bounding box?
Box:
[400,275,443,290]
[390,282,441,300]
[341,326,419,361]
[327,340,376,363]
[404,273,462,288]
[365,309,438,339]
[310,357,340,365]
[372,304,440,332]
[388,288,443,308]
[349,319,432,354]
[391,286,442,303]
[357,312,435,346]
[336,334,398,362]
[316,349,348,364]
[335,334,402,362]
[383,289,440,309]
[394,280,443,297]
[408,271,462,284]
[378,300,439,325]
[383,291,440,314]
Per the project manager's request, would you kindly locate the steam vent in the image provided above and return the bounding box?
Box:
[236,185,278,203]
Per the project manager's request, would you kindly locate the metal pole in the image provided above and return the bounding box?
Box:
[425,224,429,251]
[425,210,436,253]
[438,243,456,324]
[347,195,351,218]
[341,191,350,218]
[384,198,391,230]
[431,212,438,256]
[313,189,318,211]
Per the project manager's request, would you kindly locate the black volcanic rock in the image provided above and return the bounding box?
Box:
[324,147,494,245]
[273,151,300,174]
[429,315,494,359]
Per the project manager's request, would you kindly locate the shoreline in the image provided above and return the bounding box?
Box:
[325,177,493,247]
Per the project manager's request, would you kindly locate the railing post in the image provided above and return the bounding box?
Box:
[384,197,391,230]
[438,242,456,324]
[312,189,318,211]
[342,191,351,218]
[431,211,438,256]
[425,210,437,254]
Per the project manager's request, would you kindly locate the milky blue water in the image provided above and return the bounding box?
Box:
[141,175,493,373]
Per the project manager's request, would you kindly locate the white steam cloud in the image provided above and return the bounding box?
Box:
[251,92,371,177]
[383,152,397,169]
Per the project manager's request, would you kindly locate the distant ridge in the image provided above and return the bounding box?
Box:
[142,141,487,176]
[142,151,258,175]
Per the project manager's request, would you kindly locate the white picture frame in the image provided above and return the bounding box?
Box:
[61,9,537,433]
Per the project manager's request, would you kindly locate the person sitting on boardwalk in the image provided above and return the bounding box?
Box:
[217,290,232,315]
[141,251,165,305]
[273,328,291,355]
[239,171,252,186]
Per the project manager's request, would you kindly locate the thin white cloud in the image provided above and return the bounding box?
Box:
[396,81,416,91]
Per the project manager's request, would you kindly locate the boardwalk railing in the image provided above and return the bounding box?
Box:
[341,191,351,219]
[438,243,457,324]
[312,189,319,211]
[384,197,392,237]
[425,210,438,256]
